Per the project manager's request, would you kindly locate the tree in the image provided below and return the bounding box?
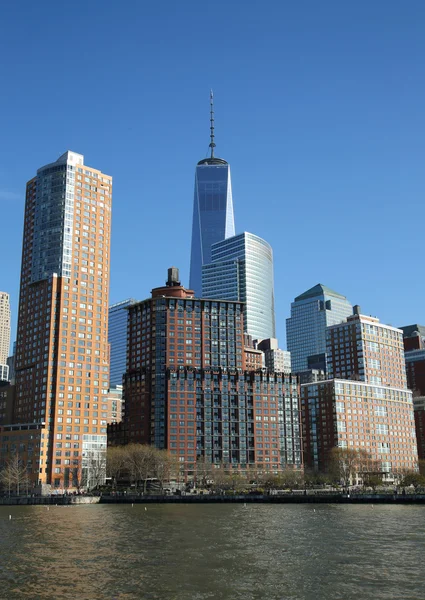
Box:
[0,455,30,496]
[401,471,425,491]
[72,457,84,493]
[86,450,107,490]
[125,444,156,493]
[194,456,214,488]
[328,448,360,487]
[106,446,128,489]
[152,448,179,492]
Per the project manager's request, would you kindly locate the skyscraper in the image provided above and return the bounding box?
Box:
[0,292,11,380]
[202,232,276,341]
[286,284,353,374]
[189,92,235,296]
[109,298,136,387]
[1,151,112,491]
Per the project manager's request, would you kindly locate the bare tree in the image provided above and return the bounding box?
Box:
[194,456,214,488]
[106,446,128,489]
[86,450,107,490]
[0,455,29,496]
[328,448,360,487]
[152,449,179,492]
[125,444,156,493]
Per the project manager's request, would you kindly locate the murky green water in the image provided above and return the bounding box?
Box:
[0,504,424,600]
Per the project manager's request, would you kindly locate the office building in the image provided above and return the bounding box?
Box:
[202,232,276,341]
[286,284,353,374]
[189,92,235,296]
[257,338,291,373]
[109,299,136,386]
[301,309,417,478]
[109,268,302,477]
[0,151,111,491]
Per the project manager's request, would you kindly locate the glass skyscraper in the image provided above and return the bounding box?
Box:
[202,232,276,341]
[286,284,353,374]
[109,298,136,386]
[189,92,235,296]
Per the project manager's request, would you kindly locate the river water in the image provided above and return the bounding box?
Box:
[0,504,424,600]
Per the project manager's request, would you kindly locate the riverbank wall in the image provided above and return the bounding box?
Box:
[98,493,425,504]
[0,495,100,505]
[2,493,425,505]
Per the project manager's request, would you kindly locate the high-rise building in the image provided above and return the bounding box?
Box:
[0,292,11,380]
[301,379,417,477]
[327,310,407,388]
[400,324,425,396]
[109,299,136,386]
[413,397,425,461]
[0,365,9,382]
[257,338,291,373]
[301,309,418,478]
[109,268,302,477]
[202,232,276,341]
[0,151,112,491]
[400,325,425,461]
[104,384,123,425]
[286,284,353,374]
[189,92,235,296]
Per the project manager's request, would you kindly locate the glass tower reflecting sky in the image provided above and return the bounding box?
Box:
[286,284,353,374]
[202,232,276,341]
[189,92,235,296]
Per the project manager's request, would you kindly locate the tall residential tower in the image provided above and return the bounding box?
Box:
[1,151,112,491]
[0,292,11,381]
[189,92,235,296]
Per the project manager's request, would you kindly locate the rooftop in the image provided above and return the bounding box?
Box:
[294,284,347,302]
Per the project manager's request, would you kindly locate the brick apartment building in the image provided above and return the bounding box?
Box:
[108,268,302,477]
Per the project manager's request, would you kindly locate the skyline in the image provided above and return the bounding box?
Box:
[2,1,425,350]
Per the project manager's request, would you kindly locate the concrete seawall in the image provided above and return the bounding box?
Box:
[1,494,425,506]
[0,496,100,505]
[99,493,425,505]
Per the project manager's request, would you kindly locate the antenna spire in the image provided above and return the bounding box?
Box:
[209,89,216,158]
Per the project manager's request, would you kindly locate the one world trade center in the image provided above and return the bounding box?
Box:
[189,92,235,296]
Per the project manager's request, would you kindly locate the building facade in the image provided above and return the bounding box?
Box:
[202,232,276,341]
[104,384,123,425]
[400,324,425,396]
[1,151,111,491]
[301,379,417,476]
[301,310,417,478]
[109,299,136,387]
[109,268,302,477]
[286,284,353,374]
[326,312,407,388]
[0,292,11,380]
[413,397,425,461]
[189,93,235,297]
[257,338,291,373]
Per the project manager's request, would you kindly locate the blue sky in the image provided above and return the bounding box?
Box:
[1,0,425,350]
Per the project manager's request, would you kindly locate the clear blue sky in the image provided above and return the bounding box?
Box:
[1,0,425,350]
